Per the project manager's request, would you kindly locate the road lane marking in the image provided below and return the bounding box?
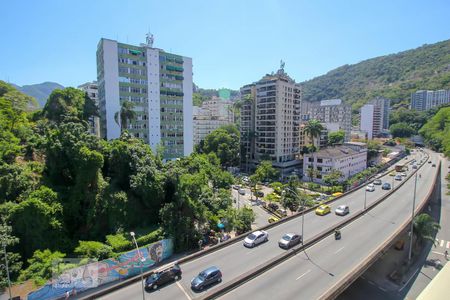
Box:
[295,269,311,280]
[176,281,192,300]
[334,247,344,254]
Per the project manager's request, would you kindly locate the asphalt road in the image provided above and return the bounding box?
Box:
[98,152,426,300]
[219,151,437,300]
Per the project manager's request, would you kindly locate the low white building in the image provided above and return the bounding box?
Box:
[303,143,367,183]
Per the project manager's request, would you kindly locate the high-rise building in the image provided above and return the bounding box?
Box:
[96,35,193,160]
[360,97,390,139]
[78,81,100,137]
[240,66,302,178]
[193,96,234,145]
[305,99,352,141]
[411,90,450,111]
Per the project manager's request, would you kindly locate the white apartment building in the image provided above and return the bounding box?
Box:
[240,66,302,178]
[78,81,100,137]
[193,96,234,145]
[96,35,193,160]
[304,99,352,142]
[411,89,450,111]
[303,142,367,183]
[360,98,390,139]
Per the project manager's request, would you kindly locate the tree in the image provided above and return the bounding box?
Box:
[304,119,324,150]
[253,160,279,183]
[114,101,136,131]
[306,167,316,182]
[281,178,300,213]
[0,223,22,289]
[19,249,66,285]
[43,88,97,124]
[366,140,382,160]
[419,107,450,157]
[200,125,240,167]
[389,122,415,138]
[413,213,440,246]
[74,241,113,260]
[328,130,345,146]
[323,169,343,186]
[234,207,255,234]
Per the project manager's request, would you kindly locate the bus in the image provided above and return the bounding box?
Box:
[395,163,407,172]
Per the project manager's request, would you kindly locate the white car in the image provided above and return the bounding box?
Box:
[366,184,375,192]
[238,189,246,195]
[401,172,407,177]
[243,230,269,248]
[335,205,350,216]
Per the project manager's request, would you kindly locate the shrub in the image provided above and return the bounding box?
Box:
[136,228,164,246]
[105,233,132,252]
[74,241,113,260]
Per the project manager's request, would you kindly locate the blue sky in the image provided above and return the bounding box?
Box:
[1,0,449,90]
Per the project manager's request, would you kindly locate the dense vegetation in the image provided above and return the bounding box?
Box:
[419,106,450,157]
[0,81,249,287]
[301,39,450,110]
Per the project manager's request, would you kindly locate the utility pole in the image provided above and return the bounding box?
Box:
[408,173,418,263]
[2,242,12,300]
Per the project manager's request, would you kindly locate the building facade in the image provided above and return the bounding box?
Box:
[96,36,193,160]
[78,81,100,137]
[411,90,450,111]
[305,99,352,142]
[303,142,367,183]
[193,96,234,145]
[360,97,390,139]
[240,67,302,178]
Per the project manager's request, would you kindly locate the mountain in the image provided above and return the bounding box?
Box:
[13,82,64,107]
[301,39,450,111]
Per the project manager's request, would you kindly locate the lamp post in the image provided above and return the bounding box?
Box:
[130,232,146,300]
[408,173,418,263]
[284,187,306,244]
[2,242,12,300]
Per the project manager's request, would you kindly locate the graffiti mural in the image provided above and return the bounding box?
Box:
[27,239,173,300]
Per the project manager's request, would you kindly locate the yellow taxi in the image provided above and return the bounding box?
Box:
[389,171,396,176]
[268,216,279,223]
[315,204,331,216]
[332,192,343,197]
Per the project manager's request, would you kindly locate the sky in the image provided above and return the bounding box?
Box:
[1,0,449,90]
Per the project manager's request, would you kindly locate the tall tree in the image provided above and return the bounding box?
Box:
[413,213,440,246]
[200,125,240,167]
[304,119,325,150]
[114,101,136,131]
[0,223,22,289]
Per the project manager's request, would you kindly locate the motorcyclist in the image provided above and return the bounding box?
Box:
[334,229,341,239]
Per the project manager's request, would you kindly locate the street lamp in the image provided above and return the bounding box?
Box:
[2,241,12,300]
[284,187,306,244]
[408,173,418,263]
[130,232,146,300]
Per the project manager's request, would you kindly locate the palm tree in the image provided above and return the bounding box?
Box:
[306,167,315,182]
[114,101,137,132]
[413,213,440,246]
[304,119,325,150]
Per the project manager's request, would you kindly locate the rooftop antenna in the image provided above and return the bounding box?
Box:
[280,59,285,72]
[146,31,154,47]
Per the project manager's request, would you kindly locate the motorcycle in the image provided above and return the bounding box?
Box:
[334,230,341,240]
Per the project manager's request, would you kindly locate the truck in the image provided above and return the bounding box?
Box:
[395,163,407,172]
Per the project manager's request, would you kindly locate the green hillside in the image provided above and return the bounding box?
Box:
[301,39,450,110]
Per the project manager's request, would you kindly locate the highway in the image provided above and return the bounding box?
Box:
[98,151,427,300]
[219,150,438,300]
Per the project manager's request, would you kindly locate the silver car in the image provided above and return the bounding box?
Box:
[243,230,268,248]
[278,233,302,249]
[335,205,350,216]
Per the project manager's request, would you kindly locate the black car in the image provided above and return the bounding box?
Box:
[191,266,222,291]
[255,191,264,197]
[145,264,182,291]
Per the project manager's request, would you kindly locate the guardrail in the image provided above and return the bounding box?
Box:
[79,151,416,299]
[319,157,440,300]
[198,152,430,299]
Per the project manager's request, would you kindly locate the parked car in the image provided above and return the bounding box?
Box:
[373,179,382,185]
[382,183,391,190]
[232,185,240,190]
[315,204,331,216]
[254,191,264,198]
[278,233,302,249]
[366,184,375,192]
[394,174,402,181]
[277,208,287,217]
[335,205,350,216]
[389,171,396,176]
[243,230,269,247]
[238,189,246,195]
[428,161,432,164]
[400,172,407,177]
[412,165,418,169]
[268,216,279,223]
[432,163,436,167]
[268,203,279,211]
[191,266,222,291]
[145,264,182,291]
